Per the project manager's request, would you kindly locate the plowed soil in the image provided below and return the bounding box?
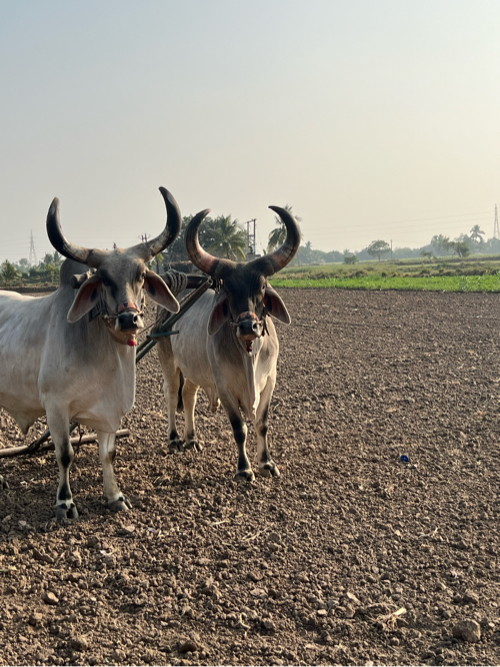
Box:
[1,288,500,666]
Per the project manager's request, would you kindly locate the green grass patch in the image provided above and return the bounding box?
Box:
[271,273,500,292]
[270,256,500,291]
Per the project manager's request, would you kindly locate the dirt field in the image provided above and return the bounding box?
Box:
[1,288,500,666]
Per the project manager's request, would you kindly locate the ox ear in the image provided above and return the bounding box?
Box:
[144,269,180,313]
[208,291,229,336]
[67,273,103,323]
[264,285,291,324]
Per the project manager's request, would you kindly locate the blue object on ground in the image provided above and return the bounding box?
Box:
[400,454,410,463]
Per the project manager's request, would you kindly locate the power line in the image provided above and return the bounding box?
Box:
[296,213,493,245]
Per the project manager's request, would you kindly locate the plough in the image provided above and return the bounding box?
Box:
[0,274,211,459]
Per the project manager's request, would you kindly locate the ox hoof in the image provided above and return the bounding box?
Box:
[0,475,8,490]
[184,439,203,453]
[259,461,280,478]
[108,496,132,513]
[234,469,256,483]
[168,439,184,454]
[55,503,78,522]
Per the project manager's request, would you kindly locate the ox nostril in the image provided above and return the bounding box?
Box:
[118,312,140,331]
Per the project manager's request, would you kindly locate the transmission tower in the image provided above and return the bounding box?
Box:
[494,205,500,240]
[29,230,37,266]
[245,219,258,260]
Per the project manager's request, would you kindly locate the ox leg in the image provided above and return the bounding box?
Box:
[255,378,280,478]
[47,410,78,521]
[221,396,254,482]
[158,348,184,453]
[182,378,203,452]
[97,431,131,512]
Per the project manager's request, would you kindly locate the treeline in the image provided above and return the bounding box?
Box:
[1,252,63,284]
[0,214,251,285]
[1,216,497,285]
[289,227,500,266]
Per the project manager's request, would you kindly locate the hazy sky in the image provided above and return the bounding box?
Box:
[1,0,499,263]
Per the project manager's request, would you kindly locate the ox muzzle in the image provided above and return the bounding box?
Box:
[232,311,265,354]
[116,301,144,332]
[105,301,145,347]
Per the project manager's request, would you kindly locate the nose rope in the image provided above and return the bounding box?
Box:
[115,301,143,316]
[103,300,145,348]
[230,312,260,330]
[233,311,261,325]
[230,311,268,337]
[87,295,145,347]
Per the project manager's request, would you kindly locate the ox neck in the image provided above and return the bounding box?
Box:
[241,350,259,420]
[224,324,263,420]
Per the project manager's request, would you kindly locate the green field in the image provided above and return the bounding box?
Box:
[270,256,500,292]
[4,255,500,293]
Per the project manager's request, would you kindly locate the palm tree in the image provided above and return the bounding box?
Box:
[210,215,247,261]
[470,224,485,243]
[1,260,20,283]
[267,205,302,252]
[430,234,452,255]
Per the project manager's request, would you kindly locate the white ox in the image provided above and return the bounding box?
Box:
[157,205,300,481]
[0,188,181,520]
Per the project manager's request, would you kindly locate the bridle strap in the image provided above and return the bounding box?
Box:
[235,311,260,324]
[116,301,143,315]
[88,299,143,347]
[89,298,144,323]
[230,310,268,336]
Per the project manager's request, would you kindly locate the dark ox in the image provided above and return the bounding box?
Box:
[157,205,300,480]
[0,188,181,520]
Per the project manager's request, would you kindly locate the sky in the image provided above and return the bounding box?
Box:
[1,0,499,263]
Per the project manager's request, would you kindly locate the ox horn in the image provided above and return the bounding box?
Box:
[46,198,104,267]
[185,205,301,278]
[139,187,182,260]
[185,209,233,278]
[46,188,182,268]
[249,206,301,276]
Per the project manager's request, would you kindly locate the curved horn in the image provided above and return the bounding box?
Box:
[141,187,182,259]
[185,208,232,278]
[46,198,100,266]
[250,205,301,276]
